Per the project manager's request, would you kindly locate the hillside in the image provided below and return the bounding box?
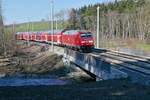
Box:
[5,20,68,33]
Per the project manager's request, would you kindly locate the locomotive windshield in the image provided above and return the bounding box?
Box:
[80,32,92,38]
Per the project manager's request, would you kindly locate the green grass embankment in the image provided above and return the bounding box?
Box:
[5,20,67,32]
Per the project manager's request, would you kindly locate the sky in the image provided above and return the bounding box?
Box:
[2,0,114,25]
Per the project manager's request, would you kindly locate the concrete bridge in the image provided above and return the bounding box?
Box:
[62,48,128,80]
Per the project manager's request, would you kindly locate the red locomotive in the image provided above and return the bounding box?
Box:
[16,29,94,52]
[62,30,94,51]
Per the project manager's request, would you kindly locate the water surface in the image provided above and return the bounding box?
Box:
[0,74,68,86]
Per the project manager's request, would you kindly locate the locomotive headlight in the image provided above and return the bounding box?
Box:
[89,40,93,43]
[81,41,86,43]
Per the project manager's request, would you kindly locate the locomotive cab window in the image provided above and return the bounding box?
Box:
[80,32,92,38]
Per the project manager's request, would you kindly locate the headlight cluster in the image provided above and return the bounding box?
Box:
[88,40,93,43]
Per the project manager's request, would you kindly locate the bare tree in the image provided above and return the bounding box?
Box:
[55,10,66,29]
[68,8,79,29]
[0,0,6,55]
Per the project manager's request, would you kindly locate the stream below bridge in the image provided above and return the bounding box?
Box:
[0,73,69,86]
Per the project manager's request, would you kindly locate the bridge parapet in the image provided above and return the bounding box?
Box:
[63,48,128,80]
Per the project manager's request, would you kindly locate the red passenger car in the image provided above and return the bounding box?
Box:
[16,32,23,40]
[53,30,63,45]
[30,32,37,41]
[22,32,30,40]
[36,32,42,41]
[47,30,63,45]
[40,31,49,42]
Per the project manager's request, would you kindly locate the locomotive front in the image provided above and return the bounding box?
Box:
[79,31,94,52]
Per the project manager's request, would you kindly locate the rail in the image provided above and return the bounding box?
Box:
[93,48,150,85]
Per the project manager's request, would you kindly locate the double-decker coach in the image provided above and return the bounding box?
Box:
[30,32,37,41]
[22,32,30,40]
[47,30,63,45]
[15,32,23,40]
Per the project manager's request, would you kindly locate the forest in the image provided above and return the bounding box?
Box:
[67,0,150,50]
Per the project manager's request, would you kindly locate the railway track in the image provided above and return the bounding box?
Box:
[21,40,150,76]
[107,50,150,62]
[92,49,150,78]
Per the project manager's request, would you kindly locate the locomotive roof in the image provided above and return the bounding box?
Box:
[63,30,91,34]
[63,30,79,34]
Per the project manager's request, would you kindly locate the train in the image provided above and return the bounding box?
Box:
[15,29,95,52]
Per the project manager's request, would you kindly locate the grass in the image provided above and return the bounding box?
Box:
[136,42,150,52]
[5,20,68,33]
[100,39,150,52]
[100,39,124,49]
